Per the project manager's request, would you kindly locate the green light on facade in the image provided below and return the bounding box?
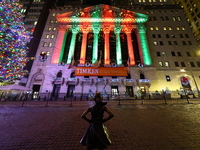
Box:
[139,31,152,65]
[92,33,99,63]
[67,32,77,64]
[59,32,68,62]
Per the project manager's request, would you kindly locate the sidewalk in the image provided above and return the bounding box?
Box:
[0,100,200,150]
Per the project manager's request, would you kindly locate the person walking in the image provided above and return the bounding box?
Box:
[80,92,114,150]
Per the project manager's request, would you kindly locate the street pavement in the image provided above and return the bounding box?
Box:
[0,98,200,150]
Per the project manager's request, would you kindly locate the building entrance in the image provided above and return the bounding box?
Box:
[67,85,75,97]
[126,86,134,97]
[52,84,61,98]
[32,85,40,99]
[111,86,119,96]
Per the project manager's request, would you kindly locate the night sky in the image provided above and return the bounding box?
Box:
[85,0,110,5]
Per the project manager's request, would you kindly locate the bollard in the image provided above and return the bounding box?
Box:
[44,96,46,101]
[22,97,25,107]
[69,96,73,107]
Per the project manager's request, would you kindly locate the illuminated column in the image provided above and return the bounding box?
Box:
[124,26,135,66]
[67,25,79,64]
[136,24,152,65]
[51,27,66,64]
[114,25,122,65]
[80,27,89,64]
[92,25,100,63]
[59,29,69,62]
[103,26,110,65]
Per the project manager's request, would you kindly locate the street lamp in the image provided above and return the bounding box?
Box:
[187,62,200,98]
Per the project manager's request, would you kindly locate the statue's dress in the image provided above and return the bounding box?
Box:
[80,102,111,149]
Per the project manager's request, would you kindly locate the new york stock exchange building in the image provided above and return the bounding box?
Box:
[26,4,200,100]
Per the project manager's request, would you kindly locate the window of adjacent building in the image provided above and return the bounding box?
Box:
[188,41,192,45]
[190,62,195,67]
[154,41,158,45]
[198,13,200,18]
[182,41,187,45]
[166,34,170,38]
[196,62,200,67]
[158,34,161,38]
[177,52,182,56]
[160,41,164,45]
[48,27,52,31]
[177,16,181,21]
[181,62,186,67]
[165,62,170,67]
[182,27,185,30]
[46,34,49,38]
[157,52,161,56]
[153,17,157,21]
[43,42,47,47]
[162,52,167,57]
[176,26,180,30]
[171,51,176,56]
[51,34,55,38]
[53,27,57,31]
[168,41,172,45]
[159,62,163,67]
[160,16,164,21]
[46,51,50,56]
[150,27,154,30]
[179,34,183,38]
[163,26,167,30]
[52,13,56,16]
[166,75,171,81]
[174,41,178,45]
[186,52,191,56]
[173,16,176,21]
[165,16,169,21]
[174,61,179,67]
[171,34,175,38]
[155,27,159,30]
[50,20,54,23]
[185,34,189,38]
[34,21,37,26]
[48,42,52,47]
[168,26,172,30]
[194,8,199,13]
[152,34,156,38]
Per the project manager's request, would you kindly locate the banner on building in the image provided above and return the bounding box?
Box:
[75,67,128,76]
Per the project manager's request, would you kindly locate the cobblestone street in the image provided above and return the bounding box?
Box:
[0,99,200,150]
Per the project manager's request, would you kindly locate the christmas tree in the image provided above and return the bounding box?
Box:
[0,0,31,82]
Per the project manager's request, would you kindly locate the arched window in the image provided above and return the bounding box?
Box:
[70,72,75,78]
[126,73,131,79]
[140,73,145,79]
[57,71,62,77]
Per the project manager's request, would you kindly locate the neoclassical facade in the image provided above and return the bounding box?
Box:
[27,4,200,99]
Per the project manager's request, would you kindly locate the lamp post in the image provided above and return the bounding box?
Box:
[188,62,200,98]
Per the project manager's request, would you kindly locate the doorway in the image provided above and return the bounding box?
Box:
[67,85,75,97]
[52,84,61,98]
[32,85,41,99]
[111,86,119,96]
[126,86,134,97]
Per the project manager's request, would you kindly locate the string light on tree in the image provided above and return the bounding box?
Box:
[0,0,31,81]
